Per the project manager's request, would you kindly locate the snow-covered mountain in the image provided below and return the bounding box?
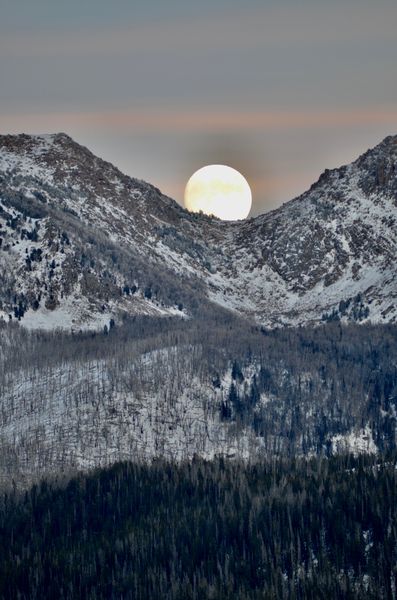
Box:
[1,133,397,484]
[1,132,396,330]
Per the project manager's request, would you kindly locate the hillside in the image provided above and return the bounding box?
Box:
[1,319,396,486]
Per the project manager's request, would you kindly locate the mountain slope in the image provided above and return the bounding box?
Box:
[1,319,396,486]
[0,132,396,330]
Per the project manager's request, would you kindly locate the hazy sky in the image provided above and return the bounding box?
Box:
[1,0,397,215]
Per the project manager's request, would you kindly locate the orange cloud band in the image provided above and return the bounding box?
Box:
[1,107,397,135]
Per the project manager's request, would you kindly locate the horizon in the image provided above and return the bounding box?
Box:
[1,0,397,216]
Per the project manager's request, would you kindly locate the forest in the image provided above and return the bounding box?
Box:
[1,318,397,485]
[1,316,396,598]
[0,453,396,599]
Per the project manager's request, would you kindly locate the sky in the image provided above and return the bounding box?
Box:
[1,0,397,216]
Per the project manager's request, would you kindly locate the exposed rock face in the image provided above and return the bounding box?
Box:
[0,132,396,330]
[356,135,397,195]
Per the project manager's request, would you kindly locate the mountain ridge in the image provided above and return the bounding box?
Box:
[0,132,396,330]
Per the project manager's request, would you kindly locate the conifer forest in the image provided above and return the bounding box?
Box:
[0,454,396,599]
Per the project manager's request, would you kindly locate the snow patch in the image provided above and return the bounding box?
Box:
[331,425,377,456]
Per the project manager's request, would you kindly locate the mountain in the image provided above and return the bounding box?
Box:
[0,132,396,331]
[0,133,397,487]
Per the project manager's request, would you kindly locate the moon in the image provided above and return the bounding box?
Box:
[184,164,252,221]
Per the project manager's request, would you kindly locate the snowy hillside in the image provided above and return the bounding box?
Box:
[0,132,396,330]
[1,319,396,486]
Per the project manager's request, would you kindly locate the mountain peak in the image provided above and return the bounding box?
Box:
[0,132,396,330]
[0,131,74,144]
[376,133,397,148]
[354,134,397,197]
[0,131,68,149]
[0,132,85,168]
[355,133,397,163]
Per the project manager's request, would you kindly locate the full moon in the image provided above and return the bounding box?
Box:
[184,164,252,221]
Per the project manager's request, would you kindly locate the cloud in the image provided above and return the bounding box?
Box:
[2,106,397,135]
[1,3,396,59]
